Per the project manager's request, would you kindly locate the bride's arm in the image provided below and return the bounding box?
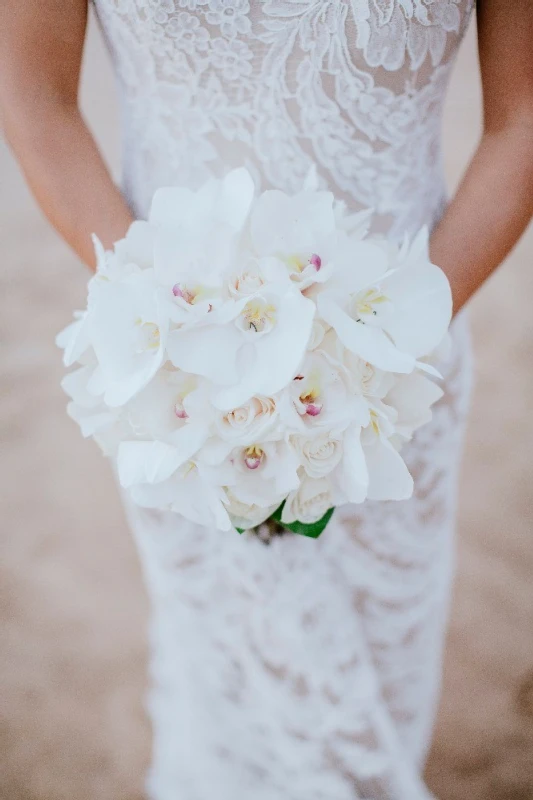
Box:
[430,0,533,314]
[0,0,133,270]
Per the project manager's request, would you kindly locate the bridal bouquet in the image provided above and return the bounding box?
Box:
[57,168,451,538]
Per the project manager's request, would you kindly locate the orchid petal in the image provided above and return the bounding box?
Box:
[365,438,414,501]
[385,373,443,434]
[381,262,452,357]
[213,291,315,409]
[58,314,92,368]
[329,241,390,294]
[118,441,185,488]
[118,426,206,489]
[318,296,415,373]
[167,325,242,386]
[336,425,368,503]
[217,168,255,230]
[114,221,155,269]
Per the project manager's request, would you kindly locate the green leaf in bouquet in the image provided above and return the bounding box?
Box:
[271,502,334,539]
[233,505,335,538]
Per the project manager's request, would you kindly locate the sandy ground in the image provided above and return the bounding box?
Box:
[1,15,532,800]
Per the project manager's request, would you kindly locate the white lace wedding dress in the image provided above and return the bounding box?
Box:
[92,2,474,797]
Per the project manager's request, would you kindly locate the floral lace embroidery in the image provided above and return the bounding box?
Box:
[123,314,472,800]
[354,0,468,70]
[91,1,475,797]
[94,0,474,236]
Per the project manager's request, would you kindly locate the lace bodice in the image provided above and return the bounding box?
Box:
[93,0,474,237]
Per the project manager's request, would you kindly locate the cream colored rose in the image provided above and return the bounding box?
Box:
[293,432,343,478]
[344,350,394,398]
[216,396,277,444]
[228,268,265,297]
[224,489,278,531]
[282,476,333,525]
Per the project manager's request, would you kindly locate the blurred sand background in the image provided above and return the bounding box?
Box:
[1,12,532,800]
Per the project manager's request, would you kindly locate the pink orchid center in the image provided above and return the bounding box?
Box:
[308,253,322,271]
[174,400,189,420]
[300,387,323,417]
[305,401,323,417]
[243,445,264,470]
[286,253,321,275]
[172,284,196,304]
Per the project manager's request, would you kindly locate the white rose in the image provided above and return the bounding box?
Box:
[216,396,278,444]
[228,267,265,297]
[282,475,333,525]
[224,490,279,531]
[343,349,395,399]
[293,432,343,478]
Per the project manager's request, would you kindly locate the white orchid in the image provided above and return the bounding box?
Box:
[167,279,315,409]
[56,231,154,371]
[200,435,299,508]
[317,229,452,374]
[60,363,122,455]
[151,168,255,323]
[281,349,367,434]
[129,458,234,531]
[334,203,374,239]
[331,424,369,505]
[112,221,155,271]
[383,372,443,443]
[56,310,93,370]
[125,369,214,441]
[118,438,202,490]
[116,379,213,490]
[87,269,173,407]
[359,401,414,501]
[250,186,339,289]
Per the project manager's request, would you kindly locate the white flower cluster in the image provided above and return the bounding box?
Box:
[57,169,452,535]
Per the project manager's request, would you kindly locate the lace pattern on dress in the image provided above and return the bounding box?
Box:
[94,0,474,236]
[92,1,475,797]
[124,314,472,800]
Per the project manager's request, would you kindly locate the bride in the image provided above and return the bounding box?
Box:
[2,2,532,797]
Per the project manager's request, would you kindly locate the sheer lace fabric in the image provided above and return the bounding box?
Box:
[93,1,475,797]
